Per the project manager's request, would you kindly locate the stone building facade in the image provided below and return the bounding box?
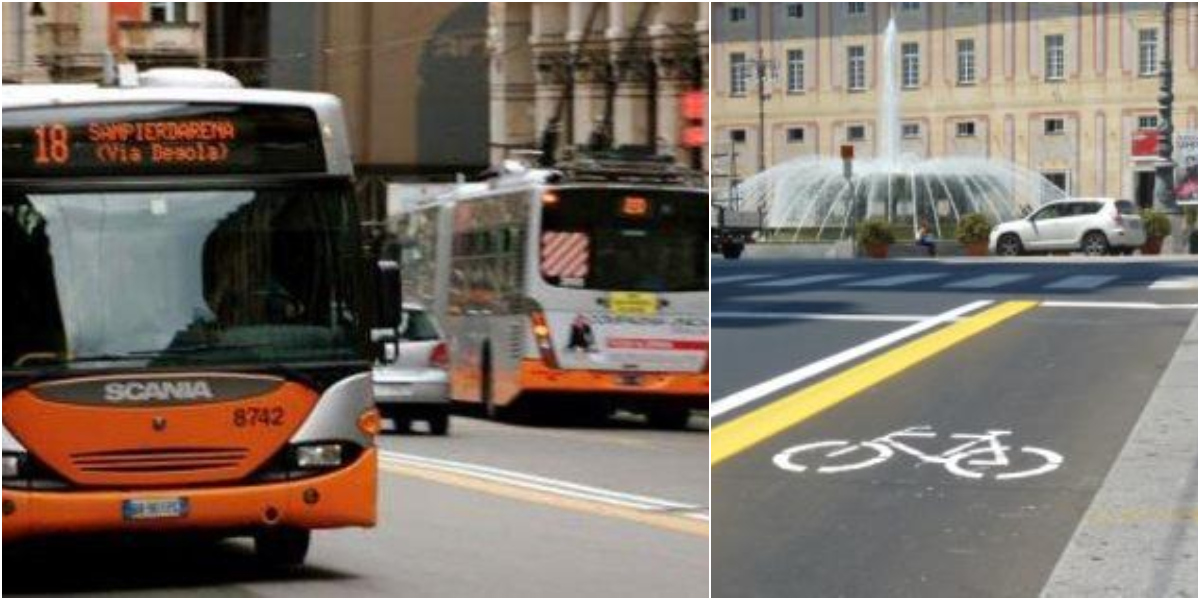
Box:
[489,3,709,169]
[3,2,206,83]
[712,2,1198,207]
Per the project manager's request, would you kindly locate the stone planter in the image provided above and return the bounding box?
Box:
[1142,236,1163,255]
[963,241,989,256]
[864,243,889,259]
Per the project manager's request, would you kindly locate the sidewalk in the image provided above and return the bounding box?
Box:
[1041,315,1198,597]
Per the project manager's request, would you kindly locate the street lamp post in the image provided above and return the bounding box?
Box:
[1153,2,1178,215]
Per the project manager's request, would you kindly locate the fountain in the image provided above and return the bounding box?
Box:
[737,16,1066,242]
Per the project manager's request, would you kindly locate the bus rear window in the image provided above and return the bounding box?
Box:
[540,188,707,292]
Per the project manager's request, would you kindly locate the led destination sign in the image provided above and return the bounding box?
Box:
[3,103,327,178]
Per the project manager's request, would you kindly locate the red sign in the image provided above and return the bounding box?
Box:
[681,91,707,120]
[841,144,855,160]
[606,338,709,352]
[681,125,706,148]
[1132,130,1159,156]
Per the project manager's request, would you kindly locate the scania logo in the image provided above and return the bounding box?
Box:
[103,381,215,403]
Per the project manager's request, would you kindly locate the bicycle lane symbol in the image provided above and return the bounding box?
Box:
[771,425,1063,481]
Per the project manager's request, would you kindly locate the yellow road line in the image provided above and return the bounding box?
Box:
[380,462,709,538]
[712,300,1038,466]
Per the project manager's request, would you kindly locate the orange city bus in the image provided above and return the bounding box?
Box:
[389,154,709,427]
[2,68,391,566]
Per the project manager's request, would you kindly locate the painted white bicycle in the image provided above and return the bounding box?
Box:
[772,426,1063,480]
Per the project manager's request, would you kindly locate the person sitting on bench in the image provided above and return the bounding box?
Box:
[916,221,937,257]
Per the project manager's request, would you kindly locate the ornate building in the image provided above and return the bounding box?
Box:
[712,2,1198,207]
[2,2,206,83]
[489,3,709,169]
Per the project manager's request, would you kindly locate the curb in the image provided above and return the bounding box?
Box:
[1041,314,1198,597]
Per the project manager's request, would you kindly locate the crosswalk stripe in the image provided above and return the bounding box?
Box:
[1043,275,1119,290]
[1149,276,1198,290]
[746,273,855,288]
[711,274,772,286]
[943,273,1033,289]
[843,273,948,288]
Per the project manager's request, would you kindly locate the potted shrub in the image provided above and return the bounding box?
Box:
[955,213,993,256]
[856,218,895,258]
[1140,209,1171,255]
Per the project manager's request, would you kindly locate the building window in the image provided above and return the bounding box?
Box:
[1043,172,1070,194]
[729,5,748,23]
[1045,34,1065,81]
[786,3,803,19]
[786,49,805,93]
[847,3,867,16]
[1138,29,1159,76]
[148,2,188,23]
[787,127,806,143]
[847,125,866,141]
[1138,115,1159,130]
[847,45,866,91]
[901,2,921,10]
[956,121,976,137]
[1044,118,1065,135]
[730,129,747,143]
[901,42,920,88]
[956,39,976,84]
[730,53,749,96]
[902,123,921,138]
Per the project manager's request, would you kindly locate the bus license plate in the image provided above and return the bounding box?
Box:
[615,373,643,386]
[122,497,189,521]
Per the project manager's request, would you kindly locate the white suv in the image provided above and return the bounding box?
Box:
[990,198,1146,256]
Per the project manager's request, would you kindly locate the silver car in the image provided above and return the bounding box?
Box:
[373,304,451,435]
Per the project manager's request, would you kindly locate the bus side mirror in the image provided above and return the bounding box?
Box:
[372,260,402,343]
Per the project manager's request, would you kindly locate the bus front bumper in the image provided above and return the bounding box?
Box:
[2,448,377,542]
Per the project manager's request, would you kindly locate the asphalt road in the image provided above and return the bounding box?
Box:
[5,411,709,597]
[711,257,1197,597]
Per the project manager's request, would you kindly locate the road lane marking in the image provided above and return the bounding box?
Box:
[1041,300,1199,310]
[712,274,773,285]
[712,311,932,323]
[944,273,1032,289]
[378,451,708,536]
[711,300,1038,465]
[843,273,948,288]
[1149,276,1198,290]
[710,300,993,419]
[1043,275,1118,290]
[745,273,854,288]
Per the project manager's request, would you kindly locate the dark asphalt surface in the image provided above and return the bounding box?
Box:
[5,413,709,597]
[712,257,1197,597]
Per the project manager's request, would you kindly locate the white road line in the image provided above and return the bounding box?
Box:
[1149,276,1198,290]
[711,273,773,286]
[710,300,994,419]
[746,273,855,288]
[380,451,709,521]
[944,273,1033,289]
[1043,275,1119,290]
[843,273,948,288]
[1041,300,1199,310]
[712,311,932,323]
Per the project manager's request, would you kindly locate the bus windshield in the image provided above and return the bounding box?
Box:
[4,184,362,371]
[540,187,707,292]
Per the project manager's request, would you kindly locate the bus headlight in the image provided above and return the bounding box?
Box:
[294,444,344,469]
[3,452,25,479]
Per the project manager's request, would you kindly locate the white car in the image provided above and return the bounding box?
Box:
[989,198,1146,256]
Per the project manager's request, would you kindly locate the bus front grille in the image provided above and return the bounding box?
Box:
[70,447,251,474]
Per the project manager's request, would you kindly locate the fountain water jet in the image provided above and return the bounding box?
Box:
[739,16,1065,242]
